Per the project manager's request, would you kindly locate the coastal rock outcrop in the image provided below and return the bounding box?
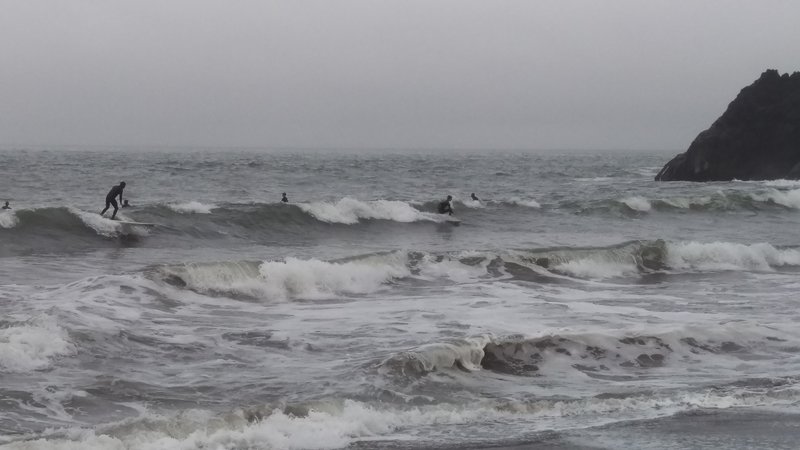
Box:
[656,70,800,181]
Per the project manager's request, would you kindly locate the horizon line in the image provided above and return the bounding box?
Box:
[0,143,680,153]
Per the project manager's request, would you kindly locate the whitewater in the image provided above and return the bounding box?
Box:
[2,148,800,449]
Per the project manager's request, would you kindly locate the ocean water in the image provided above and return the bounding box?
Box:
[2,148,800,449]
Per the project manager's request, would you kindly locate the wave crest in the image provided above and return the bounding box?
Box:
[751,188,800,209]
[166,201,217,214]
[298,198,434,224]
[621,196,652,212]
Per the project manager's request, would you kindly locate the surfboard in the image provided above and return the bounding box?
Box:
[444,216,461,224]
[115,220,158,227]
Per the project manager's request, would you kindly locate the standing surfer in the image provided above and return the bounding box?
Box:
[100,181,126,220]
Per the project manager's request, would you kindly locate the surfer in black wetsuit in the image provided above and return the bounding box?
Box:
[438,195,454,215]
[470,193,480,201]
[281,193,288,203]
[100,181,126,219]
[2,201,9,210]
[121,200,130,208]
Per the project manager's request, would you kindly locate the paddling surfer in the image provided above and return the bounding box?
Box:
[438,195,454,215]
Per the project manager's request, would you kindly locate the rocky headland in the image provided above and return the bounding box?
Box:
[656,70,800,181]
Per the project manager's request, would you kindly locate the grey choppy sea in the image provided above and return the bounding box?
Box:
[2,148,800,449]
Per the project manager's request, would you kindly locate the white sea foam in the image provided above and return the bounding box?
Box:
[166,254,411,300]
[763,179,800,188]
[390,337,490,374]
[415,252,493,283]
[298,198,431,224]
[68,207,123,237]
[554,259,638,279]
[751,188,800,209]
[0,210,18,228]
[666,241,800,271]
[461,198,485,209]
[621,196,651,212]
[0,316,76,373]
[166,201,217,214]
[508,197,541,208]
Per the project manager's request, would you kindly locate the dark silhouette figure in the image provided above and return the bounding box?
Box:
[2,201,9,210]
[121,200,131,208]
[101,181,126,219]
[438,195,454,215]
[281,193,288,203]
[470,193,480,201]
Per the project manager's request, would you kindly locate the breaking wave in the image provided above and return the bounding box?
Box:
[518,240,800,278]
[666,241,800,271]
[297,197,437,224]
[750,188,800,209]
[7,378,800,449]
[0,206,149,237]
[380,323,793,381]
[155,253,412,301]
[150,240,800,303]
[7,189,800,258]
[581,188,800,216]
[620,196,651,212]
[0,207,154,256]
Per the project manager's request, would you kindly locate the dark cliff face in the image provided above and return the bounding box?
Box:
[656,70,800,181]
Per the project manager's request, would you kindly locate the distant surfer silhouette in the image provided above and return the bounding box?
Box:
[281,193,288,203]
[470,193,480,201]
[2,201,9,210]
[100,181,126,220]
[121,200,130,208]
[438,195,454,215]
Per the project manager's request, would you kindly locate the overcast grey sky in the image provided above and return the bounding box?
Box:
[1,1,798,151]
